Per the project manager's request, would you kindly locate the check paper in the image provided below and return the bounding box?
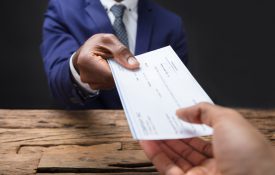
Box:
[109,46,213,140]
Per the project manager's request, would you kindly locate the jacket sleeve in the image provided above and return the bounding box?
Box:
[40,0,87,108]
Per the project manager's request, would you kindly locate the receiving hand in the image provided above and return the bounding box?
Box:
[73,33,139,90]
[140,103,275,175]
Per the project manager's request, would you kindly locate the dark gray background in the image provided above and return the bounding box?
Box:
[0,0,275,109]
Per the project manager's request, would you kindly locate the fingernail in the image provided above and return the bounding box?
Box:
[127,57,138,65]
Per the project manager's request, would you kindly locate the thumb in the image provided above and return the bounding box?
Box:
[112,45,139,70]
[93,34,140,70]
[176,102,227,127]
[107,36,139,69]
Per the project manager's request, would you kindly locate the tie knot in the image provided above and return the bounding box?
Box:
[110,4,126,18]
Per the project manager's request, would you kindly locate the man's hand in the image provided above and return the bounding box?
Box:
[140,103,275,175]
[73,34,139,90]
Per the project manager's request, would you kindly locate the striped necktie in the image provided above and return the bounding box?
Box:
[110,4,129,47]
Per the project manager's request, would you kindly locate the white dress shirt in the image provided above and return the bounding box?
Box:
[70,0,138,93]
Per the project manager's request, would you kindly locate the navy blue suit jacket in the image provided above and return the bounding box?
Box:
[41,0,188,109]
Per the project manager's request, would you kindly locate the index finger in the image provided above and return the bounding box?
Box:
[176,103,240,127]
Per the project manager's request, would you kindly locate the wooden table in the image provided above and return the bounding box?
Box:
[0,109,274,175]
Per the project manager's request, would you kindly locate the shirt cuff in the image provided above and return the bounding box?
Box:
[69,52,99,94]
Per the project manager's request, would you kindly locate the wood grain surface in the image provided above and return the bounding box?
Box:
[0,109,274,175]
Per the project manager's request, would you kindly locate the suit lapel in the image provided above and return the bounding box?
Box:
[135,0,154,55]
[85,0,114,34]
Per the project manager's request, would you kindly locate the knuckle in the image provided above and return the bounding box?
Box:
[224,108,240,116]
[87,34,98,44]
[101,34,116,43]
[91,33,103,39]
[117,44,127,51]
[197,102,212,110]
[89,33,115,44]
[198,102,212,107]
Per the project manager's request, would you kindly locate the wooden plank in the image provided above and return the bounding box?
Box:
[0,127,132,144]
[239,109,275,144]
[36,173,159,175]
[0,154,40,175]
[0,110,127,129]
[0,109,274,130]
[0,127,132,153]
[0,109,273,128]
[0,109,274,175]
[37,143,155,173]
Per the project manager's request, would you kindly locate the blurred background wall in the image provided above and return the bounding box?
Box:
[0,0,275,109]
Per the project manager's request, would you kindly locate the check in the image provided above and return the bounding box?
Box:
[109,46,213,140]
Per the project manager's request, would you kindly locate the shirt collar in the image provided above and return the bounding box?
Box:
[100,0,138,12]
